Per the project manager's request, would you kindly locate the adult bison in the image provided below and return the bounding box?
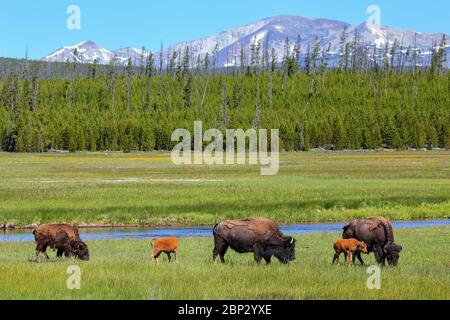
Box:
[33,224,90,261]
[212,217,296,264]
[342,217,402,267]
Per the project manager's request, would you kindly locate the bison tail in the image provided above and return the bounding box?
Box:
[32,227,39,241]
[212,223,219,237]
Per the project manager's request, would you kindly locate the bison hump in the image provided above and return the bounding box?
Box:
[365,216,395,243]
[365,217,390,231]
[221,217,281,240]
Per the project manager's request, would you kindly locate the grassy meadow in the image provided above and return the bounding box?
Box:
[0,227,448,300]
[0,151,449,226]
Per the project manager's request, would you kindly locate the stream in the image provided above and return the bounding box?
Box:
[0,219,448,243]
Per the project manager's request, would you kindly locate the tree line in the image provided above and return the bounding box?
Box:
[0,32,448,152]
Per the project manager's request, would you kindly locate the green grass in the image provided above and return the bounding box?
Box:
[0,151,449,226]
[0,227,448,300]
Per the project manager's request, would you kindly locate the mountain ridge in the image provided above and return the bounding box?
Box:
[42,15,449,67]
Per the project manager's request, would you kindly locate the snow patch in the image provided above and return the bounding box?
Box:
[252,31,267,44]
[274,25,285,33]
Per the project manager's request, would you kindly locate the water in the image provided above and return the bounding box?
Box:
[0,219,448,243]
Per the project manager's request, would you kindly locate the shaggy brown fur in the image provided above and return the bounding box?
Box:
[366,217,395,243]
[33,224,89,260]
[213,217,295,264]
[221,217,281,239]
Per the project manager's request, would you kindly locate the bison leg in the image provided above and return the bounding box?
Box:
[36,243,49,260]
[64,247,72,258]
[373,246,384,266]
[253,253,263,264]
[151,251,162,264]
[253,244,264,264]
[166,252,172,262]
[218,244,228,263]
[174,248,179,264]
[346,251,353,266]
[56,245,71,258]
[213,237,228,263]
[355,251,365,266]
[332,252,340,265]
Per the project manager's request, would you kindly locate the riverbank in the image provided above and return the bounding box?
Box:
[1,219,448,243]
[0,151,449,227]
[0,226,448,300]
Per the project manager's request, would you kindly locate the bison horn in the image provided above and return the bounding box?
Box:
[290,238,294,245]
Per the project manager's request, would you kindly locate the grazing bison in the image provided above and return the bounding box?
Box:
[212,217,296,264]
[33,224,90,261]
[149,237,179,263]
[342,217,402,266]
[332,238,368,266]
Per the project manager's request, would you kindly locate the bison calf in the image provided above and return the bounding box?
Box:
[149,237,179,264]
[332,238,368,266]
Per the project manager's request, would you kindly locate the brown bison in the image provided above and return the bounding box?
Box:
[212,217,296,264]
[343,217,402,266]
[149,237,179,263]
[332,238,368,266]
[33,224,90,261]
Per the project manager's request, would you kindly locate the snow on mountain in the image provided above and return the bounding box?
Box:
[112,47,146,65]
[354,22,445,49]
[41,15,449,67]
[42,40,114,64]
[158,15,350,67]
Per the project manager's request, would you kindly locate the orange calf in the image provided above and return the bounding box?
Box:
[332,238,367,266]
[149,237,179,264]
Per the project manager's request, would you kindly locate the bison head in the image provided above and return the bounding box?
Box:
[384,243,402,267]
[358,241,368,254]
[70,240,90,261]
[272,236,296,264]
[342,223,355,239]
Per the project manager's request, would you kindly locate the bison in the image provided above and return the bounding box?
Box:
[149,237,179,263]
[332,238,368,266]
[33,224,90,261]
[342,217,402,266]
[212,217,296,264]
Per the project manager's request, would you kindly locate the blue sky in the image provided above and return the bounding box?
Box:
[1,0,449,59]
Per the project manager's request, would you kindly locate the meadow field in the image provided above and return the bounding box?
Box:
[0,227,448,300]
[0,151,449,227]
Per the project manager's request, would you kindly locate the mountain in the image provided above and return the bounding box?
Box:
[41,40,146,65]
[42,15,449,67]
[42,40,114,64]
[163,15,349,67]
